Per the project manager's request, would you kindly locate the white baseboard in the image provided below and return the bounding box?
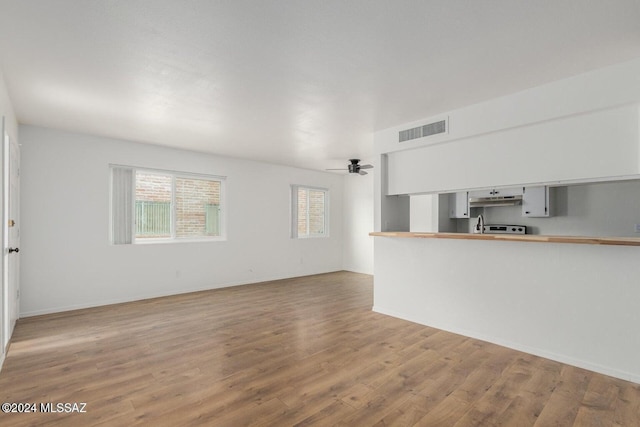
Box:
[21,270,342,318]
[342,266,374,275]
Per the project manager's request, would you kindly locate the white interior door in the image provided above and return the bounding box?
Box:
[1,117,5,357]
[2,119,20,354]
[7,135,19,337]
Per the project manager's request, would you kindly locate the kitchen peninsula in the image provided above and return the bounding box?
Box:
[371,58,640,384]
[370,231,640,246]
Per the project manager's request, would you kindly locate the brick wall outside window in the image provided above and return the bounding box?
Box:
[136,173,172,203]
[308,190,325,235]
[297,188,326,237]
[135,172,221,238]
[176,177,220,237]
[297,189,308,235]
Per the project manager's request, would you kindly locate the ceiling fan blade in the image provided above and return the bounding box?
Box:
[359,170,368,175]
[326,168,348,171]
[360,164,373,169]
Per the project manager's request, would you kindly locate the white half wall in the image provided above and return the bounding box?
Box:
[373,236,640,383]
[19,125,345,316]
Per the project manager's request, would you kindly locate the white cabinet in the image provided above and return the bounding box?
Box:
[449,192,469,218]
[522,186,551,217]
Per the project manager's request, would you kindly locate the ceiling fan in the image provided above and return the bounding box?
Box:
[326,159,374,175]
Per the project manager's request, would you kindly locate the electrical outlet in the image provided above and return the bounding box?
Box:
[635,224,640,233]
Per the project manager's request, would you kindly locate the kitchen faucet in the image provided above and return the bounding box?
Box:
[475,214,484,234]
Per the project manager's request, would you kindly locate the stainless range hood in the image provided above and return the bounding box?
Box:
[469,195,523,208]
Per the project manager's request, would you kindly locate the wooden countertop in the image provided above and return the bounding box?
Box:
[369,231,640,247]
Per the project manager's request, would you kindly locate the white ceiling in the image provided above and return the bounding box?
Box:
[1,1,639,172]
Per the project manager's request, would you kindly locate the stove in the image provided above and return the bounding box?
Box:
[481,224,526,234]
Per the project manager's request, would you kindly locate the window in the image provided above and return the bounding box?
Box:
[135,172,172,238]
[291,186,328,238]
[111,166,225,244]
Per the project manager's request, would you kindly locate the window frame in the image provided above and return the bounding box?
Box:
[111,165,226,244]
[291,185,329,239]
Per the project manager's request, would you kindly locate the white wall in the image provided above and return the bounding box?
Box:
[341,157,374,275]
[387,104,640,195]
[374,237,640,383]
[19,125,345,316]
[375,57,640,156]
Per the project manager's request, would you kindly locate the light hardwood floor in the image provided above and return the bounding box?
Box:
[0,271,638,426]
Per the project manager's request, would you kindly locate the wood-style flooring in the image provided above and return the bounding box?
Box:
[0,271,638,426]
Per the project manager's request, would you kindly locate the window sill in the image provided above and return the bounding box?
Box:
[133,237,227,245]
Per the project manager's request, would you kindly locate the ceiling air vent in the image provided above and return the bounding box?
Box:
[399,119,447,143]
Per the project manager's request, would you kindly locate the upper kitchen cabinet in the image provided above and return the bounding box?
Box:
[522,186,551,217]
[448,192,469,218]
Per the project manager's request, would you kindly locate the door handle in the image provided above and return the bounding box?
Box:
[8,247,19,253]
